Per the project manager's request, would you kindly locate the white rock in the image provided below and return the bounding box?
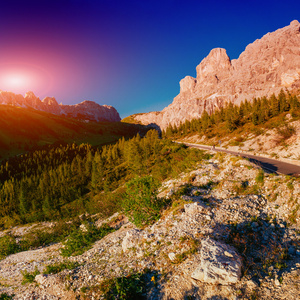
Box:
[191,238,242,285]
[168,252,177,261]
[35,274,48,286]
[122,229,142,252]
[184,202,207,215]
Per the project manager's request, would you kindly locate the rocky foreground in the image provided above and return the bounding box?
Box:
[0,153,299,299]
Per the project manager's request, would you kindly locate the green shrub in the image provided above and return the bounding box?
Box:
[121,176,168,228]
[276,124,296,140]
[255,170,264,184]
[0,235,19,259]
[44,260,79,274]
[21,267,40,284]
[99,272,148,300]
[61,223,114,257]
[287,181,294,190]
[0,293,13,300]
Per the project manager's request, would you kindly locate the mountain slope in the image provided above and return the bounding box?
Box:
[0,153,299,299]
[133,20,300,129]
[0,105,141,159]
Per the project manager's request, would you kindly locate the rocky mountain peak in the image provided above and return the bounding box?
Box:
[133,20,300,130]
[196,48,232,82]
[42,96,59,106]
[290,19,300,28]
[0,91,121,122]
[24,91,41,107]
[24,91,37,99]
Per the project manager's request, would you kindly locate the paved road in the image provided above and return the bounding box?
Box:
[182,142,300,177]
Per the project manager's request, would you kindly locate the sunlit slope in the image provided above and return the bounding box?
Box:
[0,105,142,159]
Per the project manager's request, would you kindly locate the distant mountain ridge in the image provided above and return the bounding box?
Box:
[0,90,121,122]
[133,20,300,130]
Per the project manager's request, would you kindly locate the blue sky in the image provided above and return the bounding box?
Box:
[0,0,299,118]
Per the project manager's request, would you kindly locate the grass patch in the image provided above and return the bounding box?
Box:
[288,204,300,224]
[171,236,199,264]
[0,221,84,260]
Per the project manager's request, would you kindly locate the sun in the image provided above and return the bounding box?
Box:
[4,74,29,90]
[0,64,53,96]
[0,71,32,94]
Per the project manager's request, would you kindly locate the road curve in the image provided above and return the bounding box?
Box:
[182,142,300,177]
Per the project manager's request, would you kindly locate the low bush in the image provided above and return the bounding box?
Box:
[99,272,148,300]
[61,223,114,257]
[276,124,296,140]
[121,176,170,228]
[44,260,79,274]
[21,267,40,284]
[0,235,19,259]
[20,221,78,250]
[0,293,13,300]
[255,169,264,184]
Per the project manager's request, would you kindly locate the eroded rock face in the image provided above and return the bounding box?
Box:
[191,237,242,285]
[0,91,121,122]
[135,20,300,129]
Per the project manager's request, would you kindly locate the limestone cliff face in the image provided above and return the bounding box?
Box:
[134,20,300,130]
[0,91,121,122]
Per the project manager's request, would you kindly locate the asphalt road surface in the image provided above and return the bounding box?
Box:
[182,142,300,177]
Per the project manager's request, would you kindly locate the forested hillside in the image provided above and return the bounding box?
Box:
[0,130,208,229]
[0,105,143,159]
[163,90,300,141]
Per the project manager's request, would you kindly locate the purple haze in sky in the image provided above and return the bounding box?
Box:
[0,0,299,118]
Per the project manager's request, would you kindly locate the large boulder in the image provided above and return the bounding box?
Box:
[191,237,242,285]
